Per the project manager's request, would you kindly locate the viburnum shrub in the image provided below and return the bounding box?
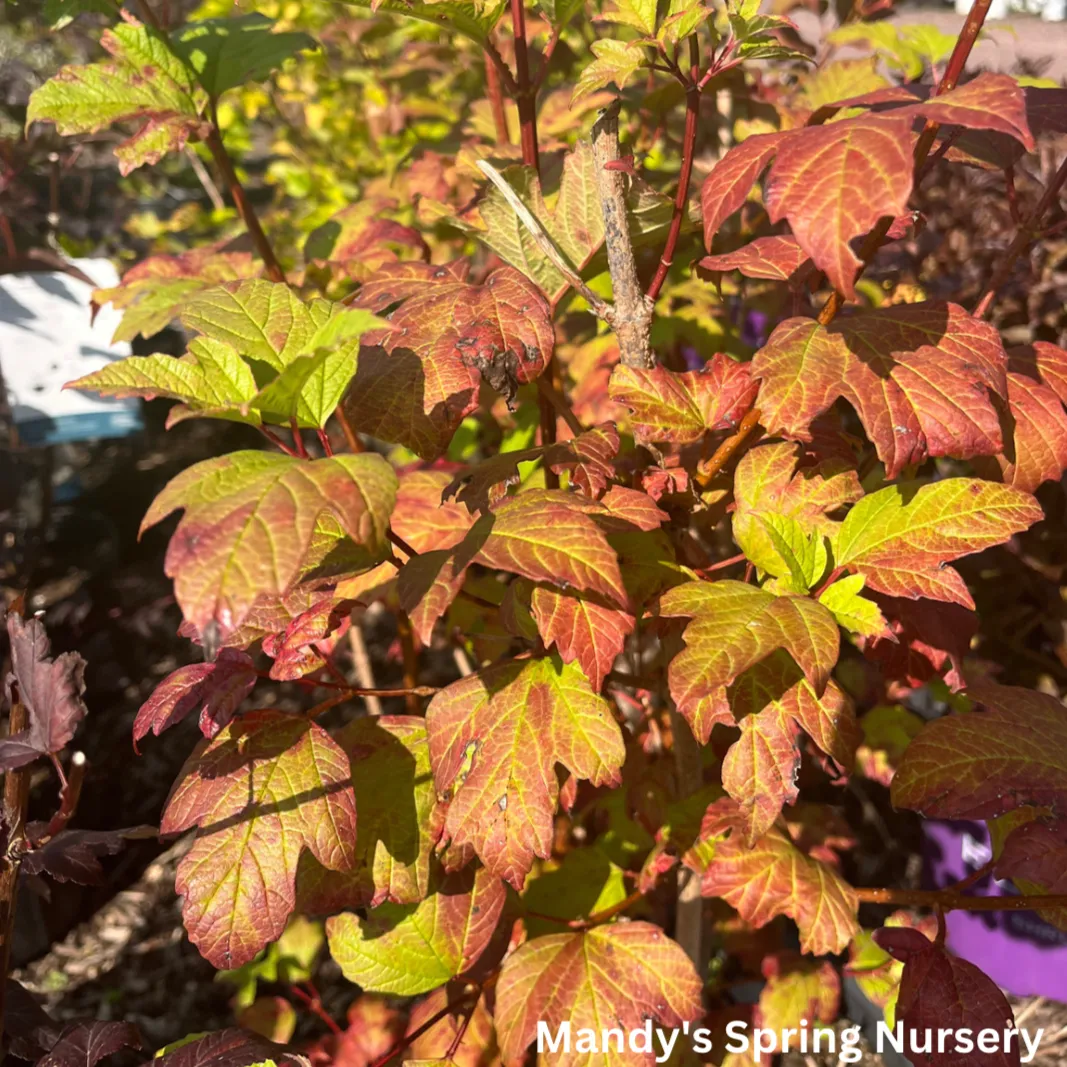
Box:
[7,0,1067,1062]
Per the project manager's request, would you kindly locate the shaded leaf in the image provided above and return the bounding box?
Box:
[141,451,396,635]
[427,655,625,887]
[755,953,839,1048]
[995,817,1067,929]
[753,303,1013,478]
[660,580,839,742]
[305,198,428,283]
[43,0,118,29]
[688,797,859,954]
[134,648,256,744]
[327,867,506,995]
[608,354,759,445]
[160,710,357,967]
[0,613,88,771]
[262,598,354,682]
[22,825,154,885]
[154,1029,307,1067]
[406,987,499,1067]
[836,479,1041,608]
[216,915,324,1010]
[521,846,629,937]
[855,704,924,787]
[874,927,1020,1067]
[344,262,553,459]
[170,14,316,98]
[340,0,507,47]
[892,680,1067,821]
[495,922,703,1067]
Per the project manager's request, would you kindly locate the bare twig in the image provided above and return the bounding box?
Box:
[185,146,225,212]
[476,160,614,321]
[485,49,511,145]
[347,618,383,716]
[696,407,762,484]
[592,101,654,369]
[670,709,704,975]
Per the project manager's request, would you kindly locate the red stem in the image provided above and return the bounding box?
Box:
[646,37,700,302]
[812,564,845,599]
[259,425,299,457]
[510,0,539,171]
[854,887,1067,912]
[485,48,511,145]
[317,428,334,456]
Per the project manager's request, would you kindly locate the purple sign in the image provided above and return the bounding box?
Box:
[924,820,1067,1000]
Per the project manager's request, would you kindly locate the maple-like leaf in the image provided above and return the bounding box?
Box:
[326,867,506,995]
[688,797,859,955]
[298,715,437,912]
[732,441,862,582]
[530,585,635,691]
[0,614,88,771]
[344,261,553,459]
[91,245,259,343]
[495,922,703,1067]
[573,39,647,102]
[835,479,1041,608]
[161,710,357,968]
[701,75,1032,295]
[874,927,1020,1067]
[406,987,499,1067]
[341,0,507,47]
[892,680,1067,821]
[608,354,758,445]
[818,574,890,638]
[26,21,209,174]
[697,236,813,285]
[169,14,315,98]
[724,653,860,841]
[660,580,839,742]
[427,655,625,887]
[855,704,925,787]
[22,825,154,885]
[261,597,354,681]
[133,648,256,744]
[141,451,396,635]
[459,490,629,607]
[753,303,1015,478]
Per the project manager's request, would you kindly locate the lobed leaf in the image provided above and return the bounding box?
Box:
[836,479,1042,608]
[689,798,859,955]
[161,710,357,968]
[495,922,703,1067]
[344,262,553,459]
[697,235,813,284]
[608,353,758,445]
[141,451,396,636]
[426,655,625,888]
[660,580,839,743]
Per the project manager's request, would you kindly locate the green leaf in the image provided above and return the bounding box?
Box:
[573,39,647,103]
[522,847,629,937]
[216,916,324,1009]
[818,574,889,638]
[27,22,208,174]
[251,348,355,430]
[756,514,828,593]
[141,451,397,636]
[835,478,1043,608]
[171,15,316,99]
[600,0,659,36]
[326,867,506,995]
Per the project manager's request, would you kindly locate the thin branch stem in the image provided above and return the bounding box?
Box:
[485,48,511,145]
[476,160,613,321]
[253,669,438,698]
[536,375,585,437]
[974,152,1067,318]
[317,428,334,457]
[203,127,286,285]
[854,887,1067,912]
[367,993,480,1067]
[510,0,539,171]
[696,407,762,484]
[647,37,700,303]
[289,418,309,459]
[527,889,645,930]
[531,25,562,91]
[259,425,300,457]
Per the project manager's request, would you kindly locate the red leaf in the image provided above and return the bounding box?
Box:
[154,1029,307,1067]
[892,680,1067,820]
[701,132,783,247]
[22,825,154,885]
[0,614,88,771]
[874,927,1020,1067]
[697,236,813,284]
[37,1022,142,1067]
[134,648,256,744]
[263,599,354,681]
[345,261,554,459]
